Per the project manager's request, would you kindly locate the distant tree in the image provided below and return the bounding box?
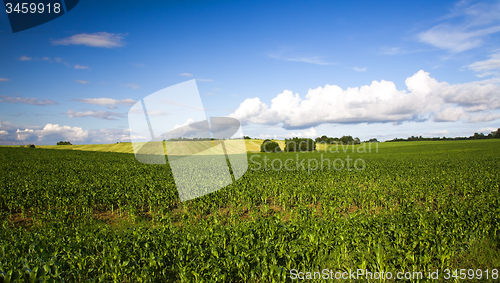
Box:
[57,141,72,145]
[490,128,500,138]
[339,135,354,144]
[354,137,361,144]
[243,136,251,140]
[315,135,339,144]
[469,132,486,140]
[368,138,379,142]
[260,139,282,153]
[284,138,316,152]
[28,144,36,148]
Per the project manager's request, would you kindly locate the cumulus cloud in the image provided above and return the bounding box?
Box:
[433,107,466,122]
[76,98,137,106]
[286,127,318,138]
[16,128,34,140]
[51,32,127,48]
[16,124,88,142]
[229,70,500,129]
[0,78,9,82]
[418,2,500,52]
[0,95,58,106]
[75,80,90,84]
[0,119,135,144]
[66,109,124,120]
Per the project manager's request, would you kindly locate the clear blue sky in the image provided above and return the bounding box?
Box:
[1,0,499,145]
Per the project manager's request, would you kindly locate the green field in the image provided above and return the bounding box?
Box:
[1,140,499,282]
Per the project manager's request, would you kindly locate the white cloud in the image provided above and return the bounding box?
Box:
[88,128,131,143]
[75,80,90,84]
[428,130,449,136]
[467,53,500,77]
[66,109,124,120]
[173,118,195,130]
[16,129,34,140]
[419,25,500,52]
[54,57,63,63]
[0,95,58,105]
[195,78,213,82]
[418,2,500,52]
[180,73,193,77]
[353,67,367,72]
[466,113,500,123]
[76,98,137,106]
[19,124,88,142]
[52,32,127,48]
[286,127,318,138]
[230,70,500,129]
[18,55,32,61]
[433,107,465,122]
[124,83,140,89]
[42,57,50,61]
[0,120,135,144]
[269,53,332,65]
[259,134,278,140]
[74,64,89,69]
[0,78,9,82]
[477,127,498,134]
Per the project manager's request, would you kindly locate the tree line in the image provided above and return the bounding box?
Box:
[388,128,500,142]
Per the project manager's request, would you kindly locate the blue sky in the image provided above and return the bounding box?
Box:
[1,0,500,145]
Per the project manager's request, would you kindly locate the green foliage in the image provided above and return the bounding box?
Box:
[284,138,315,152]
[28,144,35,148]
[57,141,72,145]
[260,139,282,153]
[315,135,339,144]
[0,140,499,281]
[243,136,251,140]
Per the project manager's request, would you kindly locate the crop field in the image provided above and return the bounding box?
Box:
[34,139,275,154]
[1,140,499,282]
